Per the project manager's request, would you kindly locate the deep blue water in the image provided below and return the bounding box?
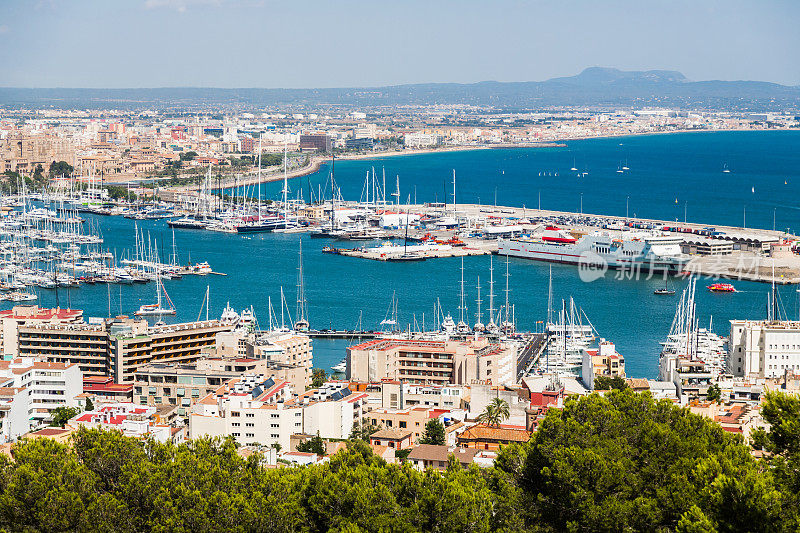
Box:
[6,131,800,378]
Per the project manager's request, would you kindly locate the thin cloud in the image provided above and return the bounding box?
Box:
[144,0,222,12]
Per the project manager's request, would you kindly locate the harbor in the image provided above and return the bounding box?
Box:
[1,133,799,380]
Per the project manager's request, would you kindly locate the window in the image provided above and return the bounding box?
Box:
[246,423,254,427]
[232,423,240,427]
[246,433,254,438]
[399,421,407,428]
[246,413,254,418]
[231,411,240,417]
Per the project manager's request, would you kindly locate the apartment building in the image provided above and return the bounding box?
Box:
[15,316,233,383]
[112,319,233,383]
[248,330,313,388]
[134,356,306,418]
[379,380,467,410]
[0,358,82,440]
[365,406,456,442]
[1,306,84,359]
[581,341,626,390]
[347,337,516,386]
[18,322,112,377]
[70,403,183,443]
[729,320,800,379]
[190,377,366,450]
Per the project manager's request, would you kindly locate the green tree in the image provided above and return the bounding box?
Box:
[350,420,380,442]
[84,397,94,411]
[420,418,446,445]
[498,388,784,531]
[48,160,74,177]
[50,406,80,427]
[311,368,327,388]
[179,150,198,162]
[476,397,510,427]
[594,375,628,390]
[296,433,326,456]
[706,383,722,403]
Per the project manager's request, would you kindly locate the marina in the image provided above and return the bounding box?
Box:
[1,133,798,378]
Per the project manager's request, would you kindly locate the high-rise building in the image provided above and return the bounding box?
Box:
[729,320,800,379]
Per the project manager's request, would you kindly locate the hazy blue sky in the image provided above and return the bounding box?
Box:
[0,0,798,88]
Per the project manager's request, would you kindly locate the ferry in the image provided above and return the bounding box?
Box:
[707,283,736,293]
[497,227,690,273]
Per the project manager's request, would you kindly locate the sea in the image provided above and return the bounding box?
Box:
[7,130,800,379]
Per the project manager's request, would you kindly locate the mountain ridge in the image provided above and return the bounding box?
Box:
[1,68,797,111]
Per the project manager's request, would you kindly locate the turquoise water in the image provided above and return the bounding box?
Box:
[6,131,800,378]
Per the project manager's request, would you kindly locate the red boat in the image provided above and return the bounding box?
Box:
[707,283,736,293]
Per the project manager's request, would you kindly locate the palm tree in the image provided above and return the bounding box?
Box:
[476,398,510,427]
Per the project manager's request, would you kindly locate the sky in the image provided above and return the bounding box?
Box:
[0,0,798,88]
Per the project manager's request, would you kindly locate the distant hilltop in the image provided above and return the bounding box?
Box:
[1,67,798,111]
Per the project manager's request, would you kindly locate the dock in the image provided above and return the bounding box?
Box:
[517,333,548,381]
[306,330,380,340]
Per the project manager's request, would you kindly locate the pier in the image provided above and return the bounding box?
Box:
[305,330,380,340]
[517,333,548,381]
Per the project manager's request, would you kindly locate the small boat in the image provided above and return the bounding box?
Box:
[386,254,426,262]
[167,216,208,230]
[1,291,37,302]
[722,163,731,173]
[135,275,176,316]
[707,283,736,293]
[654,279,675,295]
[331,359,347,373]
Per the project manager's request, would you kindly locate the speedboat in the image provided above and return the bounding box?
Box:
[707,283,736,293]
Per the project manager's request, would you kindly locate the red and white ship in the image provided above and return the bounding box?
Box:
[497,227,690,273]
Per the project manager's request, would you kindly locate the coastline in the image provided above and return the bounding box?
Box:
[170,127,794,192]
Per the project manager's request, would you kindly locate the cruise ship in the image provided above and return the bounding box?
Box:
[497,227,690,272]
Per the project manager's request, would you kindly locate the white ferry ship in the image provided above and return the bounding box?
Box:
[497,226,690,272]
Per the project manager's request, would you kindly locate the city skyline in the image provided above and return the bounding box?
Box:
[0,0,798,88]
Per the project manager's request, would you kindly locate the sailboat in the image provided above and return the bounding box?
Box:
[135,272,176,316]
[722,163,731,173]
[570,157,578,172]
[622,159,629,171]
[616,162,624,173]
[456,257,471,334]
[387,202,424,262]
[654,278,676,295]
[379,292,399,333]
[294,239,310,332]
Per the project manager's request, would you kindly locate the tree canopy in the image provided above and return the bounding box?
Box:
[476,397,510,427]
[2,390,800,532]
[420,418,446,446]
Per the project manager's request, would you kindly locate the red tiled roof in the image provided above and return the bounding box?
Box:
[0,307,82,321]
[458,423,532,444]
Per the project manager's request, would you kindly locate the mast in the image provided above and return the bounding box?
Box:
[458,257,466,326]
[257,133,262,222]
[475,276,483,329]
[504,253,511,325]
[487,256,496,329]
[452,169,456,216]
[282,142,288,226]
[295,238,309,330]
[547,265,553,326]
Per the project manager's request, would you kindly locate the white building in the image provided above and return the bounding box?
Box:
[729,320,800,379]
[404,132,442,148]
[189,375,366,450]
[69,403,179,443]
[0,358,83,441]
